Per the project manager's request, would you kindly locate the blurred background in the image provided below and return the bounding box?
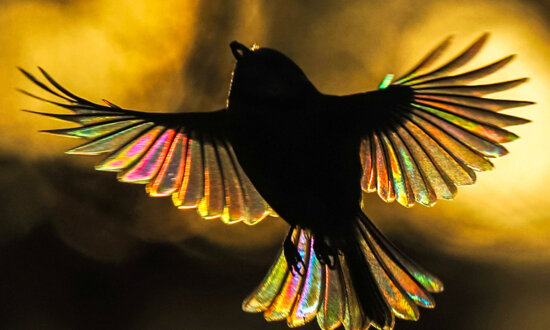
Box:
[1,0,550,329]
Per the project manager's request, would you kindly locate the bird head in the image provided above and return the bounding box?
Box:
[228,41,316,106]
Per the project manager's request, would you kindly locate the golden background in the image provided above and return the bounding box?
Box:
[1,0,549,329]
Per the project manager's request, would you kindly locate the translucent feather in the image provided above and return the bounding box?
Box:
[360,238,419,321]
[359,222,435,309]
[394,35,453,84]
[407,113,494,171]
[119,129,175,183]
[415,94,533,111]
[387,130,436,207]
[243,250,289,313]
[66,122,154,155]
[411,108,509,158]
[411,103,519,143]
[225,143,272,224]
[413,98,530,127]
[289,237,323,327]
[317,265,345,330]
[402,120,475,186]
[95,126,163,172]
[198,136,225,219]
[414,78,528,97]
[217,140,247,224]
[373,133,395,202]
[360,33,532,208]
[173,131,204,209]
[359,217,444,293]
[146,130,188,197]
[21,67,275,225]
[380,132,415,208]
[42,119,143,138]
[264,232,309,321]
[396,126,455,200]
[410,55,515,88]
[403,33,489,85]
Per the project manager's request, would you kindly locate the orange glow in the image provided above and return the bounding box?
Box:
[2,0,550,264]
[361,0,550,264]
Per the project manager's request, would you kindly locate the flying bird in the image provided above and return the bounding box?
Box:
[21,33,532,329]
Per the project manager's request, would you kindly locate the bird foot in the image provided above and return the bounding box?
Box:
[313,236,337,269]
[284,230,305,276]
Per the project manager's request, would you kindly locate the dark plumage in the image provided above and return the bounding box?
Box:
[21,34,531,329]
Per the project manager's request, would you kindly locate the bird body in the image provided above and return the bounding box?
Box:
[227,44,412,245]
[229,91,363,242]
[21,34,532,329]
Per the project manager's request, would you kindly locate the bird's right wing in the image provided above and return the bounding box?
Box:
[20,68,274,225]
[360,34,533,207]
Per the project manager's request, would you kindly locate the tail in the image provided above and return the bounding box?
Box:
[242,211,443,330]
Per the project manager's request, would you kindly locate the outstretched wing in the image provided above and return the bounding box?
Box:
[360,33,533,207]
[20,68,274,225]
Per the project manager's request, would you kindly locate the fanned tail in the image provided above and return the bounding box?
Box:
[243,211,442,329]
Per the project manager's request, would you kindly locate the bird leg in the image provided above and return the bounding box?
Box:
[313,234,337,269]
[283,226,305,276]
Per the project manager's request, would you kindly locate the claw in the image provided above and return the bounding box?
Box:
[314,236,337,269]
[284,234,305,276]
[283,227,305,276]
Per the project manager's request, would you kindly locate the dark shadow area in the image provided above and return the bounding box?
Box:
[1,156,550,329]
[2,211,550,329]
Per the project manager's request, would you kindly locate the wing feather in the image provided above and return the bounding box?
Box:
[199,135,225,219]
[119,128,176,183]
[21,68,274,224]
[414,78,529,97]
[410,55,515,88]
[373,133,395,202]
[400,33,489,85]
[361,34,532,207]
[146,129,188,197]
[173,130,204,209]
[387,130,435,207]
[380,132,415,207]
[96,126,165,172]
[67,122,155,155]
[394,35,453,84]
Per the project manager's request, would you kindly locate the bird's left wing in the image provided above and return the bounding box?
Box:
[359,34,533,207]
[20,68,273,225]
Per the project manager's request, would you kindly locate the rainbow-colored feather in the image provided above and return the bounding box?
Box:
[361,33,532,207]
[243,224,443,329]
[20,34,532,330]
[20,68,274,225]
[243,34,530,330]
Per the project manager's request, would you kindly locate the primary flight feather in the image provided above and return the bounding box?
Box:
[21,34,532,329]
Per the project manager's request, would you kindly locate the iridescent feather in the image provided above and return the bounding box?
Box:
[243,225,442,330]
[20,35,532,330]
[361,34,532,207]
[20,68,275,225]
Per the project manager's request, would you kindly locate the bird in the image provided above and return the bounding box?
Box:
[20,33,532,329]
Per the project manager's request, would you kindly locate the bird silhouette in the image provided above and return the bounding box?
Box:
[21,34,532,329]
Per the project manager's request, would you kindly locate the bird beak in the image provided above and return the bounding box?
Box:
[230,41,251,60]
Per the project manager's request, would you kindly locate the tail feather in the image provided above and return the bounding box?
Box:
[243,213,443,329]
[358,212,443,294]
[243,228,343,328]
[342,244,393,329]
[317,263,345,329]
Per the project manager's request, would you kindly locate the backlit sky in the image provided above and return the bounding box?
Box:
[2,0,550,329]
